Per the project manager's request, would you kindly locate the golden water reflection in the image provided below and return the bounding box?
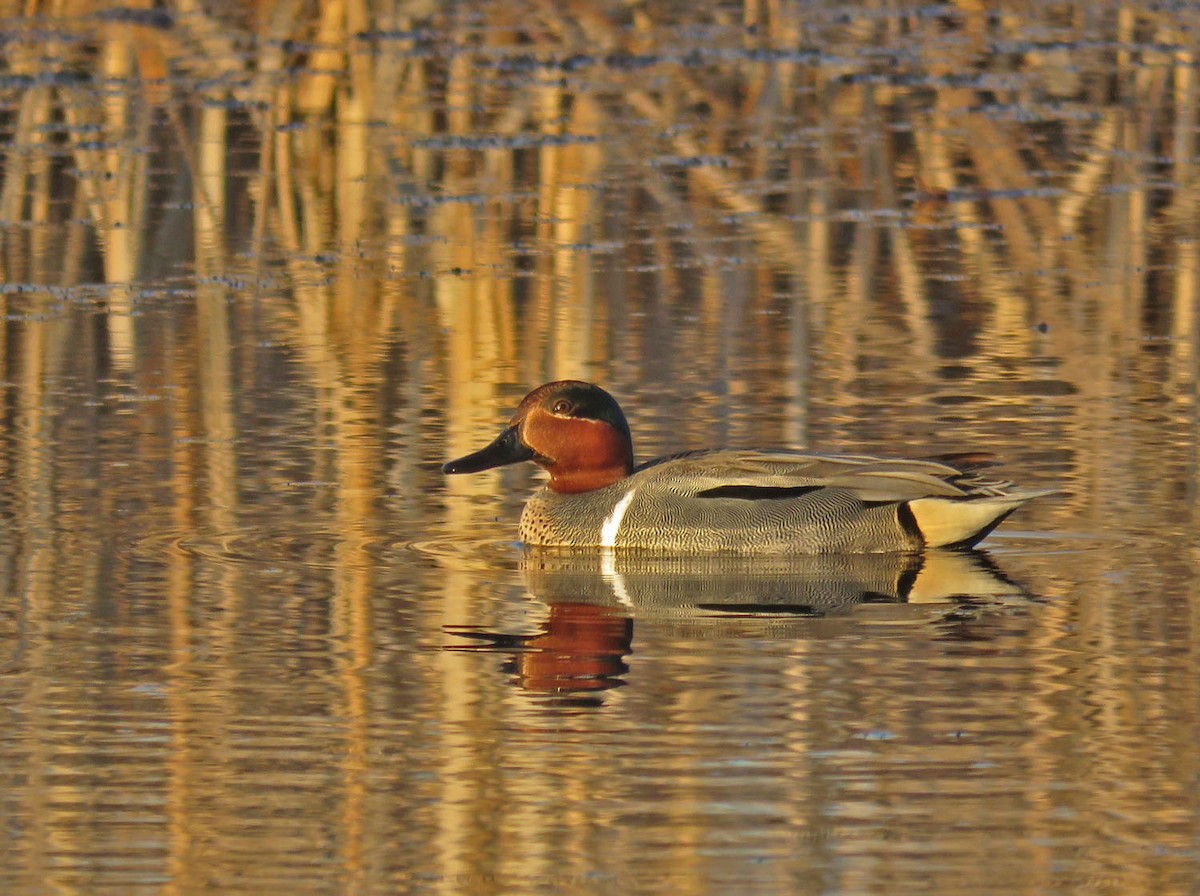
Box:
[0,1,1198,894]
[2,534,1197,894]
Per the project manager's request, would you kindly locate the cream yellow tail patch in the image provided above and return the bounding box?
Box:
[908,495,1025,548]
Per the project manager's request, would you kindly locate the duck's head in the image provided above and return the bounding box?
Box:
[442,381,634,494]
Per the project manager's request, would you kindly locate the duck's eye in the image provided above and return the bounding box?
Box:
[551,398,574,416]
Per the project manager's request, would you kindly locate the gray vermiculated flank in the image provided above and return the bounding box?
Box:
[520,482,920,553]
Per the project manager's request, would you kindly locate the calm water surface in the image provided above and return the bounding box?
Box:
[0,2,1198,894]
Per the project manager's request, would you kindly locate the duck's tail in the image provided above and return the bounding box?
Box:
[908,489,1057,549]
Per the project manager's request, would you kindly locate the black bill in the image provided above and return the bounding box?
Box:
[442,426,536,474]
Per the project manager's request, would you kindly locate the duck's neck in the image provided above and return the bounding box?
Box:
[547,463,629,494]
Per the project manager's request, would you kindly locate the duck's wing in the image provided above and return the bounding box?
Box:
[638,449,1008,502]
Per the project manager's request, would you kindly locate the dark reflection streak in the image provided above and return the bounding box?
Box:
[0,539,31,675]
[443,630,535,650]
[695,602,846,617]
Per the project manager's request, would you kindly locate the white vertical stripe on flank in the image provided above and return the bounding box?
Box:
[600,487,637,548]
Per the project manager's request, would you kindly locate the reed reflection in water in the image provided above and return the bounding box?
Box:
[0,1,1197,894]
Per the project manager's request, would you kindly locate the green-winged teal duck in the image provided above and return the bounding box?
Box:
[443,380,1052,553]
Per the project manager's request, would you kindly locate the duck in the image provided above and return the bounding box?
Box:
[441,380,1053,554]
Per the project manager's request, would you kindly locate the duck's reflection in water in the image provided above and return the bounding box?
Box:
[446,548,1030,699]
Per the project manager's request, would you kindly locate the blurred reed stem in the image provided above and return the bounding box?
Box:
[0,1,1192,446]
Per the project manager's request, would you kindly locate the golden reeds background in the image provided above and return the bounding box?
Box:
[0,1,1194,525]
[1,1,1196,381]
[0,2,1198,893]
